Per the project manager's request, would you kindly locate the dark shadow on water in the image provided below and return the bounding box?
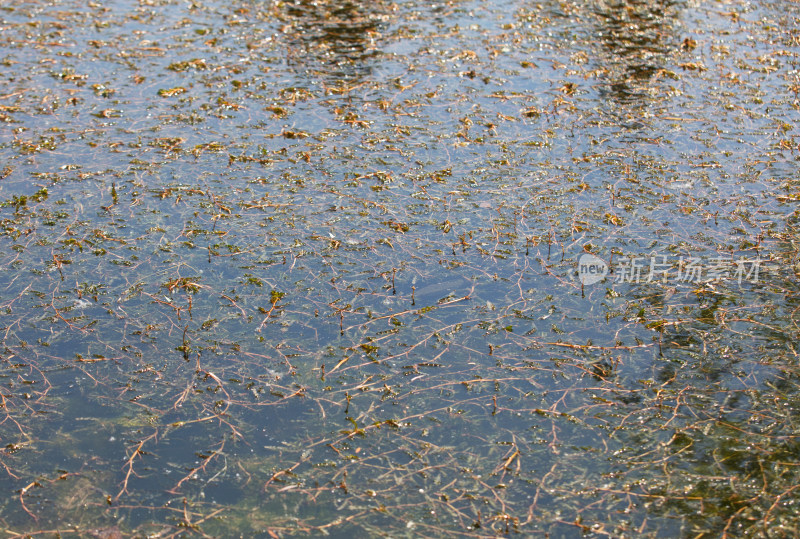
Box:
[590,0,684,116]
[283,0,391,81]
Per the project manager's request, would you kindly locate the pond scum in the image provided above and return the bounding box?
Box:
[0,0,798,537]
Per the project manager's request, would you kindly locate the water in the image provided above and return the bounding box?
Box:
[1,0,799,536]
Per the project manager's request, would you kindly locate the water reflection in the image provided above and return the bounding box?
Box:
[591,0,682,107]
[283,0,390,80]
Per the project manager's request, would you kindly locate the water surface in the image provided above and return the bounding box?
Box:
[1,0,799,536]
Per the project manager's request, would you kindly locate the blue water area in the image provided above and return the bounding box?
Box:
[0,0,798,536]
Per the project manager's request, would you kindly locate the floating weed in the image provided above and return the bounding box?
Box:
[157,87,187,98]
[0,0,799,536]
